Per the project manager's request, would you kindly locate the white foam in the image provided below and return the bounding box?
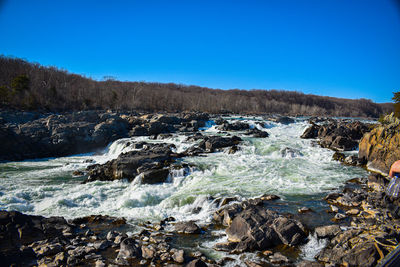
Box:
[300,232,328,260]
[0,118,368,224]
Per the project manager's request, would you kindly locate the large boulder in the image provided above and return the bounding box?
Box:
[201,136,242,152]
[85,143,176,183]
[224,205,307,252]
[359,114,400,175]
[244,128,269,138]
[217,121,250,131]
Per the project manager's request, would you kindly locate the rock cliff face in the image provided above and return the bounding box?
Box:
[359,114,400,175]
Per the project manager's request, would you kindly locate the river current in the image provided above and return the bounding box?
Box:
[0,116,369,263]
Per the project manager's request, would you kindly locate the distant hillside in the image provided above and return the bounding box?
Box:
[0,56,393,117]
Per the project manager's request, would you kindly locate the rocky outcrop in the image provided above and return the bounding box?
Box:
[0,111,133,161]
[244,128,269,138]
[359,113,400,175]
[216,121,250,131]
[0,211,218,267]
[301,120,372,151]
[314,174,400,266]
[213,195,307,253]
[85,143,177,183]
[0,111,211,162]
[129,113,210,136]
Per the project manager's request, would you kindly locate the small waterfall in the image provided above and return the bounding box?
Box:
[300,232,328,260]
[104,138,135,159]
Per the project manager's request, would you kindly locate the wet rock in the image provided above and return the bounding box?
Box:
[332,151,346,162]
[314,225,341,238]
[228,145,239,154]
[280,147,303,158]
[300,123,320,139]
[136,168,170,184]
[72,170,85,176]
[203,136,242,152]
[272,216,307,246]
[116,238,141,262]
[301,120,371,151]
[174,221,201,234]
[213,242,238,252]
[217,121,250,131]
[244,128,269,138]
[85,143,176,183]
[214,117,227,125]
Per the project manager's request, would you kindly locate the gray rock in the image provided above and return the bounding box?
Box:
[116,238,141,261]
[315,225,341,239]
[174,221,201,234]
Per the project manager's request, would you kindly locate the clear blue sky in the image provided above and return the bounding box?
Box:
[0,0,399,103]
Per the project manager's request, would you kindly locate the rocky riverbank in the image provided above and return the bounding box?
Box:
[0,110,210,161]
[2,111,399,266]
[2,172,399,267]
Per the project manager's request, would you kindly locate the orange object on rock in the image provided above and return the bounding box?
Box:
[389,160,400,177]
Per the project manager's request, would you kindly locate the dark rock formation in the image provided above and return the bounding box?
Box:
[332,151,366,166]
[85,143,176,183]
[216,121,250,131]
[0,111,211,162]
[301,120,372,151]
[201,136,242,152]
[213,195,306,253]
[244,128,269,138]
[0,111,132,161]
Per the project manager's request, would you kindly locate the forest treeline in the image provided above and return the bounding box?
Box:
[0,56,393,117]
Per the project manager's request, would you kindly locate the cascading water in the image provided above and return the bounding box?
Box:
[0,117,369,264]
